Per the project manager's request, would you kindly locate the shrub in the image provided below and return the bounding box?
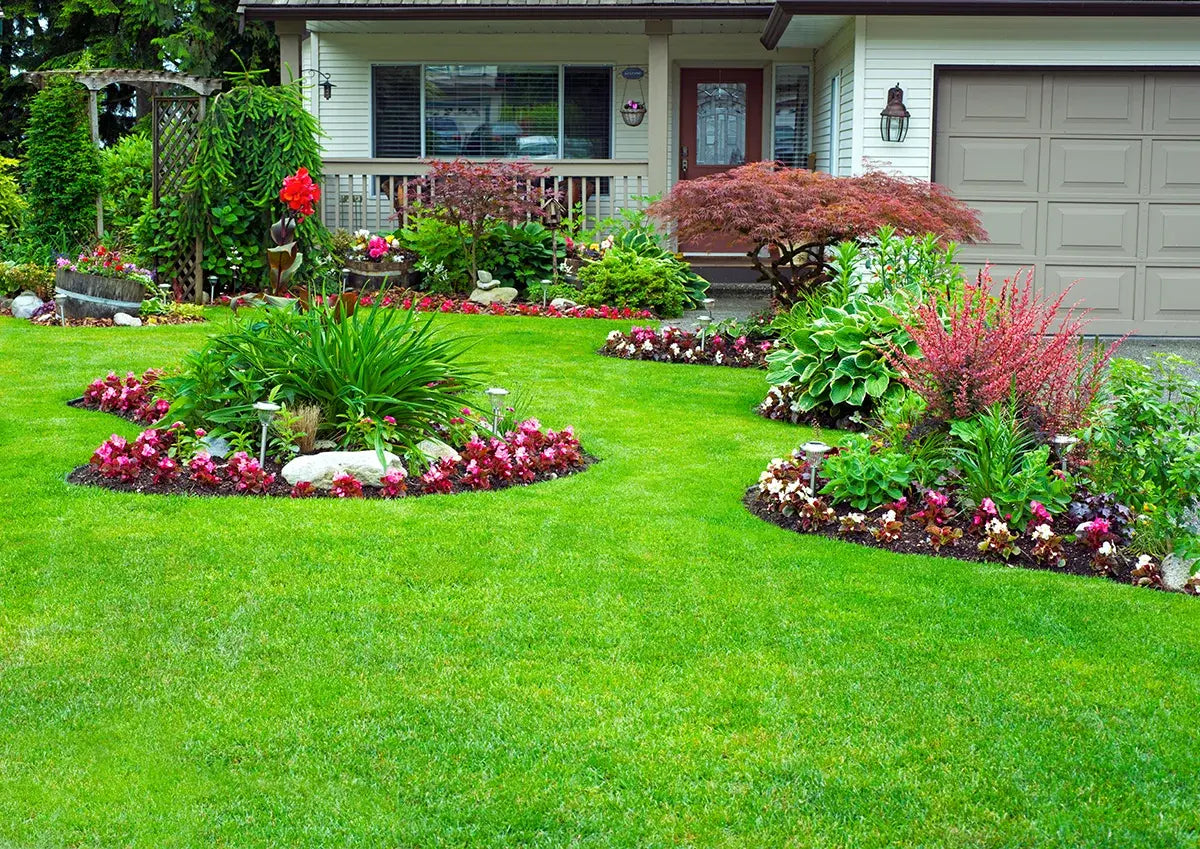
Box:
[21,74,102,247]
[0,156,25,240]
[887,269,1120,434]
[401,213,474,294]
[577,247,686,317]
[0,262,54,299]
[100,133,152,248]
[820,434,915,510]
[487,221,556,291]
[649,163,984,305]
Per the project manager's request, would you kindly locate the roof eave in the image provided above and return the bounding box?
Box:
[771,0,1200,16]
[242,3,774,21]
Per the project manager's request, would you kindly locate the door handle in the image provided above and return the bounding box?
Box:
[681,158,688,175]
[681,145,689,176]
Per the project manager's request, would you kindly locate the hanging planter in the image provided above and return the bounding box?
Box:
[621,100,647,127]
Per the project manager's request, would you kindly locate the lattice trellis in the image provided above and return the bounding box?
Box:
[153,95,206,303]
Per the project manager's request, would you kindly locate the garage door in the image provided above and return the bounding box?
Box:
[935,70,1200,336]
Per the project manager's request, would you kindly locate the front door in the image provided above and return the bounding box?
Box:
[679,67,763,253]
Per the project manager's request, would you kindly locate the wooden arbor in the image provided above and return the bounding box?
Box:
[25,69,223,303]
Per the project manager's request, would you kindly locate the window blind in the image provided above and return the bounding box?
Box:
[373,65,421,158]
[773,65,810,168]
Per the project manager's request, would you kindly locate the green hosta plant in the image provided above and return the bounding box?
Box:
[820,434,915,510]
[766,298,919,416]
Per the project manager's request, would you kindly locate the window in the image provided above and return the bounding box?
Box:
[773,65,810,169]
[373,64,613,159]
[828,73,841,176]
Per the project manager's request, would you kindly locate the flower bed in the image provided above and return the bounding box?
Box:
[73,370,170,423]
[215,290,653,321]
[746,452,1197,594]
[68,419,589,499]
[17,303,205,328]
[757,384,865,431]
[599,326,774,368]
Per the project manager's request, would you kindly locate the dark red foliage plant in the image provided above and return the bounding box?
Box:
[410,159,551,288]
[648,162,985,304]
[886,269,1124,434]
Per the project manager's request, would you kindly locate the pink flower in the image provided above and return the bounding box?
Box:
[383,415,396,426]
[367,235,389,258]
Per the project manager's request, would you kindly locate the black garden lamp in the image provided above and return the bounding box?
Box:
[880,83,911,143]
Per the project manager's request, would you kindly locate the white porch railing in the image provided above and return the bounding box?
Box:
[319,158,652,233]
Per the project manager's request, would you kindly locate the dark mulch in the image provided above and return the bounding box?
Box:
[756,405,865,432]
[744,488,1161,589]
[67,455,594,500]
[67,397,153,427]
[25,313,206,328]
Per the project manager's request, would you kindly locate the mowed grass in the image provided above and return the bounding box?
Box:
[1,311,1199,848]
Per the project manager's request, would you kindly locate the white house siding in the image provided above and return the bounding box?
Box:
[812,18,854,175]
[858,15,1200,179]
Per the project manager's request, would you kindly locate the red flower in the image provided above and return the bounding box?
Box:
[279,167,321,219]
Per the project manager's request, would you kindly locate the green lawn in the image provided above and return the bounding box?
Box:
[2,312,1199,847]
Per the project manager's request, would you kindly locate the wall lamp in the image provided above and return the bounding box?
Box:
[880,82,910,143]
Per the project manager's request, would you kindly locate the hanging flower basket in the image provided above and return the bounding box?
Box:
[621,102,647,127]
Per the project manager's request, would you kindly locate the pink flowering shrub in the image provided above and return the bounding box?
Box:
[380,469,408,498]
[221,290,652,320]
[290,481,317,498]
[330,473,365,498]
[82,369,168,423]
[187,452,222,488]
[225,452,276,493]
[419,418,584,494]
[913,490,953,527]
[601,326,773,369]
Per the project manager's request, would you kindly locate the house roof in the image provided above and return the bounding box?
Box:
[240,0,774,20]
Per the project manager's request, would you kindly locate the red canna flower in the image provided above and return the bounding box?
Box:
[279,166,321,219]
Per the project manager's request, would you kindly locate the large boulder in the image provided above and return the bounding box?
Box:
[418,438,460,463]
[468,286,518,305]
[11,293,43,319]
[281,449,404,489]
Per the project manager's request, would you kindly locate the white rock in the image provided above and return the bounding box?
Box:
[475,270,497,289]
[549,297,578,309]
[468,286,519,305]
[113,312,143,327]
[1161,553,1195,592]
[11,293,43,319]
[281,449,404,489]
[418,438,460,463]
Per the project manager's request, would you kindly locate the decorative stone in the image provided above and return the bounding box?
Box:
[200,435,232,459]
[0,297,13,313]
[418,438,460,463]
[475,270,498,290]
[11,293,43,319]
[550,297,578,309]
[113,312,143,327]
[1161,554,1195,592]
[281,449,404,490]
[468,286,519,305]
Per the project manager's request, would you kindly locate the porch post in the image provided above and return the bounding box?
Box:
[276,20,305,85]
[645,20,672,198]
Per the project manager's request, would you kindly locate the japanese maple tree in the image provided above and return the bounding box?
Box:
[649,162,985,304]
[411,159,551,288]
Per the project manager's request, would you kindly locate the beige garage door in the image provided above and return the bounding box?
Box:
[935,70,1200,336]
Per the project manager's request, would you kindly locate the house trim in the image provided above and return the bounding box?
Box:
[242,3,774,21]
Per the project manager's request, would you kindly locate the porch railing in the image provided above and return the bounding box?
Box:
[318,158,652,233]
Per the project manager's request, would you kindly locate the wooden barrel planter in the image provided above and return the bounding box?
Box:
[345,259,411,290]
[56,268,147,320]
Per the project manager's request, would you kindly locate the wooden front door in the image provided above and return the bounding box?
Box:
[678,67,763,254]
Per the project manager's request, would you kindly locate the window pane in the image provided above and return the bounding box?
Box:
[425,64,558,158]
[773,65,810,168]
[563,66,611,159]
[373,65,421,157]
[696,82,747,166]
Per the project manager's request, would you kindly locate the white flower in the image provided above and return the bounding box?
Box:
[714,352,724,364]
[641,340,654,352]
[1136,554,1154,569]
[1098,541,1116,557]
[985,518,1010,535]
[354,228,371,238]
[847,512,866,524]
[606,330,622,342]
[1030,524,1053,541]
[881,510,897,523]
[766,478,784,495]
[669,343,680,356]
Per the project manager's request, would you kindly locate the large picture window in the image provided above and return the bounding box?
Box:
[374,64,613,160]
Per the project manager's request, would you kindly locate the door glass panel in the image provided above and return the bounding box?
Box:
[696,82,747,166]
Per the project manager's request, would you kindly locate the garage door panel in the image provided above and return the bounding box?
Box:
[961,262,1034,291]
[1043,265,1136,321]
[940,74,1042,133]
[944,137,1039,194]
[1150,140,1200,195]
[1051,76,1145,133]
[1146,268,1200,320]
[1048,138,1140,195]
[964,201,1038,256]
[1151,77,1200,133]
[1148,205,1200,261]
[1047,203,1138,258]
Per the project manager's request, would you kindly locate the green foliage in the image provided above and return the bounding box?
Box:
[576,247,687,318]
[400,213,472,294]
[172,75,324,290]
[486,221,556,291]
[0,261,54,299]
[948,401,1071,525]
[20,74,102,247]
[99,132,152,249]
[1083,355,1200,554]
[583,203,708,308]
[0,156,26,240]
[766,298,917,416]
[158,302,480,459]
[868,391,950,487]
[820,434,915,510]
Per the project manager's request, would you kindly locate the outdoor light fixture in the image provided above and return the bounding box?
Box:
[880,83,910,143]
[206,274,218,304]
[702,297,716,312]
[341,266,351,294]
[253,401,281,467]
[1051,434,1080,473]
[541,194,567,286]
[696,314,713,350]
[800,440,833,494]
[485,387,509,433]
[539,278,552,308]
[304,69,336,100]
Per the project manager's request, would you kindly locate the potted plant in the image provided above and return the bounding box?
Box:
[55,246,155,320]
[345,229,413,288]
[621,99,647,127]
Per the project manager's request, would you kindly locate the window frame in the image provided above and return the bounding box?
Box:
[770,62,814,170]
[371,62,616,161]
